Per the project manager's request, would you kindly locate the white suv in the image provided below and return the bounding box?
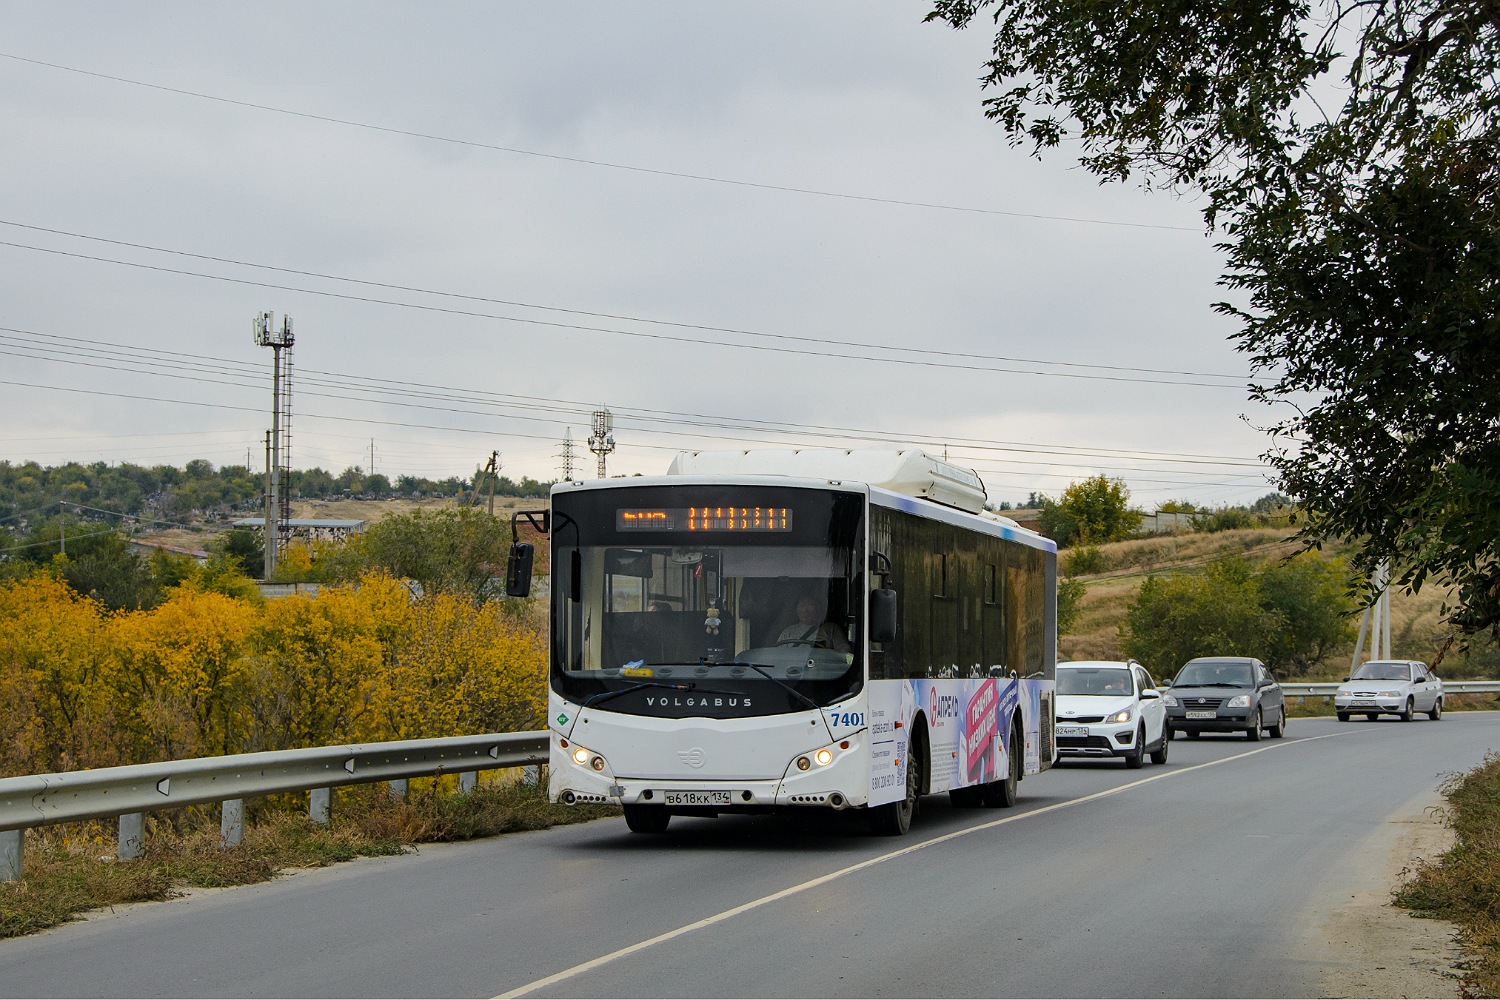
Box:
[1054,660,1170,768]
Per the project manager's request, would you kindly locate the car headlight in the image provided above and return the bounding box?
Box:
[1226,694,1250,708]
[1104,708,1132,724]
[1163,694,1179,707]
[1379,690,1401,698]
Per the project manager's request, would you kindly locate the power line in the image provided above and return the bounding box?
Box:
[0,220,1246,382]
[0,237,1248,389]
[0,52,1201,233]
[2,344,1269,477]
[1,327,1268,468]
[3,376,1273,495]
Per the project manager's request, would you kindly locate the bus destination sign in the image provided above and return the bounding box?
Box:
[616,506,792,532]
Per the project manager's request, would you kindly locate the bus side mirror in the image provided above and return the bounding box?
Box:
[505,543,534,597]
[870,589,897,643]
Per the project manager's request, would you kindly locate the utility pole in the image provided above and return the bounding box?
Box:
[559,428,578,481]
[369,438,376,477]
[59,500,65,556]
[487,450,500,515]
[1349,559,1393,669]
[263,431,273,577]
[254,312,294,578]
[588,408,615,479]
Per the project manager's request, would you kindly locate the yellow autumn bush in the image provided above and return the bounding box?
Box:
[0,568,548,777]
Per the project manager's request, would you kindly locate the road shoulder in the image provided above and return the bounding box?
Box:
[1294,789,1467,998]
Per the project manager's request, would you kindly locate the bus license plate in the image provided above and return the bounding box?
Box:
[663,790,732,806]
[1186,711,1217,719]
[1055,726,1087,738]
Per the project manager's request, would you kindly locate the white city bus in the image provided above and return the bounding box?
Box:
[506,449,1057,836]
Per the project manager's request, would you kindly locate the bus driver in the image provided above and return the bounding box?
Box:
[777,595,850,652]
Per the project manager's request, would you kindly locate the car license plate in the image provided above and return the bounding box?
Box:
[1186,710,1217,719]
[1351,700,1376,707]
[663,789,732,806]
[1056,725,1087,738]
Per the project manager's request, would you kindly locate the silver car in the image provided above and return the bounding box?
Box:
[1335,660,1443,722]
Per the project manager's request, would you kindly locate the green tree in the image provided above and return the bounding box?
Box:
[1056,576,1086,636]
[1038,475,1140,546]
[1120,563,1283,673]
[326,507,512,601]
[1257,553,1357,674]
[928,1,1500,635]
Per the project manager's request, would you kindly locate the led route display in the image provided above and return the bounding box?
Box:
[616,506,793,532]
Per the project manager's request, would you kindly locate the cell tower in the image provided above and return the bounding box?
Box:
[588,408,615,479]
[558,428,578,480]
[254,311,294,578]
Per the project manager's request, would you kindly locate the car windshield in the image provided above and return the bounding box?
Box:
[1057,667,1133,696]
[1352,662,1411,681]
[1174,660,1253,687]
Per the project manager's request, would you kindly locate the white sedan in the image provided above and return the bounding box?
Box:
[1054,660,1170,768]
[1335,660,1443,722]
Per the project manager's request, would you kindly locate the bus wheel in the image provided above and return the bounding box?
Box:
[871,742,922,836]
[623,805,670,834]
[982,726,1020,808]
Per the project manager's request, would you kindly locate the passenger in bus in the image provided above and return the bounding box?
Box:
[776,595,850,652]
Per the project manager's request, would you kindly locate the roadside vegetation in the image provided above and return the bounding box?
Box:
[0,778,615,939]
[1395,752,1500,996]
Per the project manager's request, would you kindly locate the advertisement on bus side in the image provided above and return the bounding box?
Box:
[866,675,1046,807]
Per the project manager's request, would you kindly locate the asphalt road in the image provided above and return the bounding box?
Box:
[1,713,1493,998]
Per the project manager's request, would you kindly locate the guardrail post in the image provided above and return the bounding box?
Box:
[1,828,22,881]
[459,771,478,794]
[309,788,331,825]
[523,764,541,786]
[388,779,408,801]
[220,799,244,848]
[118,812,144,861]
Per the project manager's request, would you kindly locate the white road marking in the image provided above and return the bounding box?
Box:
[494,731,1357,998]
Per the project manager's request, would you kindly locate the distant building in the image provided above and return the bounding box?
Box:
[1137,511,1195,534]
[231,518,367,544]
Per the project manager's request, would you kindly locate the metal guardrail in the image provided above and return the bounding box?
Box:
[1280,680,1500,696]
[0,730,548,881]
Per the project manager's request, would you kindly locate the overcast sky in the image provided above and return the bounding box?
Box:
[0,1,1281,508]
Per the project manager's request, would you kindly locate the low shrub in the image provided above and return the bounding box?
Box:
[1394,751,1500,995]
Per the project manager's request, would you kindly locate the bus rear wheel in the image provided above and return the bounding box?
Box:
[623,805,671,834]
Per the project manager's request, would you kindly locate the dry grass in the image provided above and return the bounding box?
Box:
[1394,752,1500,996]
[1058,527,1495,678]
[0,775,615,939]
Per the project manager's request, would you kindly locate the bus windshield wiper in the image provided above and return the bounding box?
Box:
[722,661,823,712]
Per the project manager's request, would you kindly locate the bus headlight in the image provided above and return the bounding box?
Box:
[567,743,607,772]
[815,748,834,766]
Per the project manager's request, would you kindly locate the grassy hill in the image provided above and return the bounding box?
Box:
[1059,528,1496,679]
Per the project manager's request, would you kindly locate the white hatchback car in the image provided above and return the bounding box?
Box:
[1335,660,1444,722]
[1054,660,1170,768]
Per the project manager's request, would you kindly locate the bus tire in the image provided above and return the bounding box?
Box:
[982,724,1021,808]
[871,728,924,836]
[623,805,670,834]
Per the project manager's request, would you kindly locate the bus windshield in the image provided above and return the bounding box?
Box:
[550,485,864,718]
